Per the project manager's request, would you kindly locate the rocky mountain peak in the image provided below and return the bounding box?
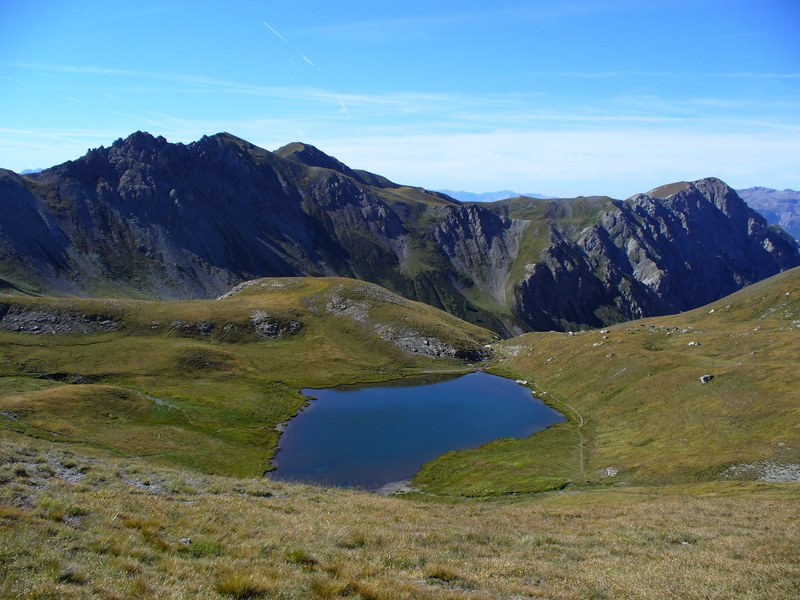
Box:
[110,131,169,157]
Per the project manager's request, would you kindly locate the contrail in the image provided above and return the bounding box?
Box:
[302,55,315,66]
[338,97,352,119]
[263,21,290,44]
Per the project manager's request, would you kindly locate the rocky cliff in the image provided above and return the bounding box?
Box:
[0,132,797,334]
[506,179,799,330]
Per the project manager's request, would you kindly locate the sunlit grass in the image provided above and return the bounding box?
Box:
[1,271,798,597]
[0,431,797,598]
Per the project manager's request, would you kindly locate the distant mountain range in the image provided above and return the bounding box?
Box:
[736,187,800,241]
[436,190,552,202]
[1,132,797,335]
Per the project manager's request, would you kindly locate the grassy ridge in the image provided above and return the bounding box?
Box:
[0,277,493,477]
[416,267,800,495]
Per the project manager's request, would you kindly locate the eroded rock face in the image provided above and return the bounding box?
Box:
[0,304,121,335]
[433,204,529,304]
[250,311,303,339]
[512,179,799,329]
[737,186,800,241]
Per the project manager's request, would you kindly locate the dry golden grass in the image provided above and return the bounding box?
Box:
[0,431,798,599]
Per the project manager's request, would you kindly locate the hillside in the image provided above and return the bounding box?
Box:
[0,271,798,598]
[0,277,492,477]
[1,132,797,335]
[417,266,800,496]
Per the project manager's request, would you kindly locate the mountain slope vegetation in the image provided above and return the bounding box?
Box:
[417,266,800,496]
[0,277,492,477]
[0,271,798,598]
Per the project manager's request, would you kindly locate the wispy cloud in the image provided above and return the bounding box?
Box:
[102,109,169,129]
[714,72,800,80]
[8,61,800,140]
[291,2,659,41]
[525,70,800,80]
[7,62,463,110]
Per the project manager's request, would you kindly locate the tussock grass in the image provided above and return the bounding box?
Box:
[215,569,276,598]
[0,431,797,598]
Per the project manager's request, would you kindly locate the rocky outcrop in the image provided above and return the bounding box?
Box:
[250,311,303,339]
[433,204,528,304]
[511,179,799,329]
[1,133,797,334]
[0,304,121,334]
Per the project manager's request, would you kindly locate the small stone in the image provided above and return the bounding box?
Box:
[180,537,192,545]
[687,341,700,347]
[699,374,714,384]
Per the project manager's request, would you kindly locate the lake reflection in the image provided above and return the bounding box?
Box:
[270,371,564,490]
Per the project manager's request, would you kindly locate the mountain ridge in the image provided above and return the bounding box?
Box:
[1,131,797,335]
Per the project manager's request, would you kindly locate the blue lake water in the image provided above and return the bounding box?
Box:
[270,371,565,490]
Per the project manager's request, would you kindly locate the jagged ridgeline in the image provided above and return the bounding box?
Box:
[1,132,797,335]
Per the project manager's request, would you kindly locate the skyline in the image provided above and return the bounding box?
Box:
[1,1,799,198]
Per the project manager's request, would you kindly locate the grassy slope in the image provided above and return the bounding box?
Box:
[416,267,800,496]
[1,272,799,599]
[0,277,493,478]
[1,433,797,599]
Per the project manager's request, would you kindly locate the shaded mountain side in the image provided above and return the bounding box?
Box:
[483,181,799,331]
[0,132,797,335]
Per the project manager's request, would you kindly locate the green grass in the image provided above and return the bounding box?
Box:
[1,271,799,598]
[418,267,800,493]
[0,277,493,477]
[413,423,579,497]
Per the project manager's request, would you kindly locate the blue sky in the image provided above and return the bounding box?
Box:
[1,1,798,197]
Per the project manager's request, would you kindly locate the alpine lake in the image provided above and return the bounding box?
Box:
[270,371,565,491]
